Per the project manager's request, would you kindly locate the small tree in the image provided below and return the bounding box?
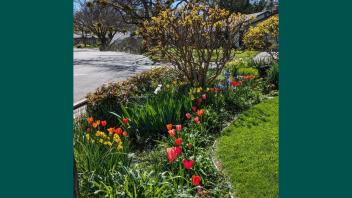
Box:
[74,11,90,47]
[74,0,132,50]
[140,3,246,87]
[243,15,279,61]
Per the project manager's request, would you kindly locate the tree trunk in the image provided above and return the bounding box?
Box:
[82,30,86,47]
[99,37,109,51]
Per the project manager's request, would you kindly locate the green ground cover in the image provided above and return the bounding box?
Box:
[216,97,278,198]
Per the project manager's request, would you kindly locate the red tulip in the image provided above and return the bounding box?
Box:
[122,118,129,125]
[122,131,128,137]
[101,120,107,127]
[197,98,202,104]
[230,81,241,87]
[192,106,197,112]
[182,159,194,170]
[114,127,122,135]
[175,146,182,155]
[175,124,182,132]
[166,147,177,163]
[194,116,200,124]
[202,94,206,100]
[192,175,201,186]
[197,109,204,117]
[166,147,182,163]
[185,113,192,119]
[175,138,182,146]
[168,129,175,137]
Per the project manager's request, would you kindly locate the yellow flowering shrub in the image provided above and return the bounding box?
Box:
[140,2,246,87]
[243,15,279,52]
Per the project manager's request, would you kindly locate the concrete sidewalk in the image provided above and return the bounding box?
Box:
[74,48,157,103]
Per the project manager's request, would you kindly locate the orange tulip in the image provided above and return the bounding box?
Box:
[168,129,175,137]
[87,117,94,124]
[197,109,204,117]
[243,75,255,80]
[166,124,173,131]
[107,128,114,134]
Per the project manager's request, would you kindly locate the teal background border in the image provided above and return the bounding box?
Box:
[0,0,351,197]
[0,0,73,197]
[280,0,352,197]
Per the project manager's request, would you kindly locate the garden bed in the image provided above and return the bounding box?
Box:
[74,48,278,197]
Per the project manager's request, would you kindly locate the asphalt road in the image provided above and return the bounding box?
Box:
[74,48,157,103]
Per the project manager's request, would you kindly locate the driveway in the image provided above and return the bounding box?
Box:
[74,48,157,103]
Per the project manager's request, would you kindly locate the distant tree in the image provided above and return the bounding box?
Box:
[217,0,250,13]
[74,10,90,47]
[96,0,190,27]
[140,2,246,87]
[210,0,266,14]
[74,0,132,50]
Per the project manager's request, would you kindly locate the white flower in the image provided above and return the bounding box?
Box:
[154,84,162,94]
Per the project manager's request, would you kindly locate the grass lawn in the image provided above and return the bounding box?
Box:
[233,50,259,59]
[216,97,278,198]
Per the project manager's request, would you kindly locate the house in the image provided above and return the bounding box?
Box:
[250,0,279,12]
